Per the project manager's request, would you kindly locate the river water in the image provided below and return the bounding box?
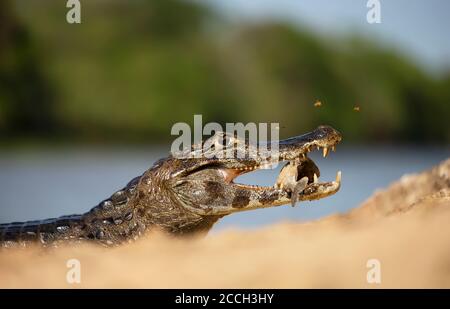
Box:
[0,145,447,232]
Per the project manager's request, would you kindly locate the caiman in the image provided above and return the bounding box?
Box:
[0,125,342,248]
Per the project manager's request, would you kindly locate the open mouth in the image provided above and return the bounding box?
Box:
[218,141,342,205]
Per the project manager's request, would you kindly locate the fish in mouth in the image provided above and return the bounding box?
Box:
[275,157,340,207]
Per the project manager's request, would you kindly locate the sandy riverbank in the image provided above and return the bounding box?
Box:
[1,159,449,288]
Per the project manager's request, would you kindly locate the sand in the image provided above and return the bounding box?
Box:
[1,159,449,288]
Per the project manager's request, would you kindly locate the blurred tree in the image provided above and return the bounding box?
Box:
[1,0,448,144]
[0,0,57,139]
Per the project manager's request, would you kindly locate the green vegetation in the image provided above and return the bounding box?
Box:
[0,0,449,144]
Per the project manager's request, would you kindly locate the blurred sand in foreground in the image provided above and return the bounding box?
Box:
[1,159,449,288]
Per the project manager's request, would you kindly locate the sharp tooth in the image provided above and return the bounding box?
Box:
[301,153,306,159]
[313,173,318,183]
[336,171,341,183]
[332,146,336,152]
[322,147,329,158]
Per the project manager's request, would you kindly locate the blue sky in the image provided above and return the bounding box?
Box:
[203,0,450,74]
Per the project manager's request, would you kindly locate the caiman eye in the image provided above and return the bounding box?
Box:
[221,134,235,148]
[206,132,234,150]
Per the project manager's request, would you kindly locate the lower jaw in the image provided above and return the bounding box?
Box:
[230,170,342,193]
[227,160,341,190]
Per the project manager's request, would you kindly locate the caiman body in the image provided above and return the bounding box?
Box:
[0,126,342,248]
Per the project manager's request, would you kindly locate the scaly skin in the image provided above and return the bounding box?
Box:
[0,125,342,248]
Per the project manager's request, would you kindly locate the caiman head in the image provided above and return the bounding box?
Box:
[153,125,342,217]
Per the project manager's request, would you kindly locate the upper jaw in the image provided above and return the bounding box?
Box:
[228,125,342,171]
[209,126,342,175]
[277,125,342,161]
[172,125,342,182]
[222,125,342,174]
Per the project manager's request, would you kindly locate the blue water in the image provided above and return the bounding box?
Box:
[0,146,447,232]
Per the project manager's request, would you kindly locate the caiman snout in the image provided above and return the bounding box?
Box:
[278,125,342,161]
